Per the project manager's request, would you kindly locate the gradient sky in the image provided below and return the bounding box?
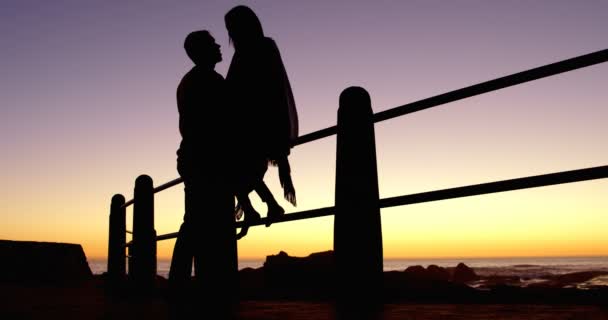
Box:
[1,1,607,262]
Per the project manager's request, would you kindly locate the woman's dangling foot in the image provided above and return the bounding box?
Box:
[237,208,261,240]
[244,208,261,225]
[265,203,285,227]
[236,225,248,240]
[236,225,249,240]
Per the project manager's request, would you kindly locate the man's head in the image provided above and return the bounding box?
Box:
[184,30,222,66]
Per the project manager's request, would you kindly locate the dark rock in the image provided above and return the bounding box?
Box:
[384,268,479,302]
[258,254,484,301]
[0,240,92,285]
[451,262,479,283]
[402,265,450,282]
[236,252,608,304]
[262,250,335,299]
[527,271,608,288]
[403,265,426,277]
[238,267,265,298]
[426,264,450,282]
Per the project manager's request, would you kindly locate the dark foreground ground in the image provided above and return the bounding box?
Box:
[2,278,607,320]
[2,244,607,319]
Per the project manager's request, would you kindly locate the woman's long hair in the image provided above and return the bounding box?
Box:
[225,5,298,206]
[225,5,264,49]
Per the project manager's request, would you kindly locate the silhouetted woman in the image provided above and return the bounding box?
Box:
[225,5,298,238]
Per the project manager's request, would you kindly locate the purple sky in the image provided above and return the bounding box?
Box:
[1,1,607,259]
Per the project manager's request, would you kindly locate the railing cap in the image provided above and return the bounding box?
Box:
[135,174,153,189]
[111,194,125,205]
[339,86,371,109]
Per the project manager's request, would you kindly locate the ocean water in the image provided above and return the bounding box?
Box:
[383,256,608,289]
[88,256,608,288]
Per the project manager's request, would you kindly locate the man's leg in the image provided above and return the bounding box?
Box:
[168,222,193,283]
[169,182,195,285]
[167,181,196,319]
[193,183,238,315]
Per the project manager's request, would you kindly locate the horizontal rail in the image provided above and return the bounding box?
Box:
[127,165,607,246]
[378,165,608,209]
[121,48,608,208]
[133,205,335,245]
[154,177,183,193]
[294,49,608,146]
[372,49,608,123]
[155,232,179,241]
[122,177,184,208]
[293,125,337,146]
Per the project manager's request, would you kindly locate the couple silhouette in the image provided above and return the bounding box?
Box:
[167,5,298,316]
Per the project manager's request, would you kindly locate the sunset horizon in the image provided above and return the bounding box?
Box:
[2,1,607,264]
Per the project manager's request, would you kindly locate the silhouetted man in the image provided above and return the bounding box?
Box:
[168,30,238,317]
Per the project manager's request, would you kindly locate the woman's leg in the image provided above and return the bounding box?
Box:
[235,191,261,239]
[255,182,285,227]
[255,181,278,207]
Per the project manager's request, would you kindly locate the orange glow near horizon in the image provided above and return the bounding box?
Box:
[2,2,607,268]
[64,178,608,261]
[3,118,607,262]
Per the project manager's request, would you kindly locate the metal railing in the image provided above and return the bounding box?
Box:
[107,49,608,294]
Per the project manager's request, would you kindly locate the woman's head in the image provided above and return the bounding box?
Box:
[225,5,264,49]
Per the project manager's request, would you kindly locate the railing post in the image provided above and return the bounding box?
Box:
[334,87,383,305]
[107,194,126,281]
[127,244,133,279]
[130,174,157,288]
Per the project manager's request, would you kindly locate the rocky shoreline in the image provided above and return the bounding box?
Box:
[1,241,607,305]
[234,250,608,304]
[2,242,608,319]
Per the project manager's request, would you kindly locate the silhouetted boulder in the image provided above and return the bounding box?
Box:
[403,265,426,279]
[402,264,450,282]
[262,250,335,298]
[451,262,479,283]
[0,240,92,285]
[384,266,478,302]
[264,250,335,269]
[238,267,265,298]
[427,264,450,282]
[234,252,608,303]
[257,254,484,300]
